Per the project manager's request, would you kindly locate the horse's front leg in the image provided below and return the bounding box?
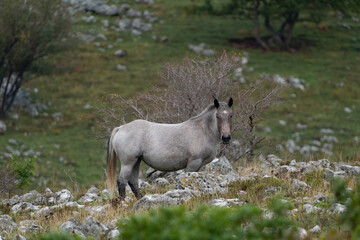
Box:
[185,158,203,172]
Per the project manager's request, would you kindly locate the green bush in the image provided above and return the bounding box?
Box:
[118,200,298,240]
[39,232,83,240]
[331,178,360,239]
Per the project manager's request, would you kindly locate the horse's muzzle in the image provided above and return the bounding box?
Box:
[222,135,231,144]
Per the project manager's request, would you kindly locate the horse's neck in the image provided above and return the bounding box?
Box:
[196,110,220,141]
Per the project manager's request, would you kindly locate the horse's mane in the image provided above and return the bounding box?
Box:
[189,104,216,121]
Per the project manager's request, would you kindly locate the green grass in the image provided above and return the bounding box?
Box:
[0,0,360,190]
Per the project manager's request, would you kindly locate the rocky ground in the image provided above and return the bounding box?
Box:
[1,156,359,239]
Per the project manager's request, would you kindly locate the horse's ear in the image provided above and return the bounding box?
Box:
[214,99,220,108]
[228,97,233,107]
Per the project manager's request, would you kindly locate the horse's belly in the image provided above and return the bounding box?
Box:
[142,152,188,172]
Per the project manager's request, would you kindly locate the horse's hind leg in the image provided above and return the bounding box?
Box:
[128,159,143,199]
[117,163,134,200]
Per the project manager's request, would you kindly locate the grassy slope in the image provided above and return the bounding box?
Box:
[0,0,359,190]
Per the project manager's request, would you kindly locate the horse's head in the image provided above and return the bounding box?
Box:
[214,98,233,144]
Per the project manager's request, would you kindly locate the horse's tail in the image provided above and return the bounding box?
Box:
[107,127,120,197]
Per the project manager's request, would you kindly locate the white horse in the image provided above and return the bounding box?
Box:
[107,98,233,199]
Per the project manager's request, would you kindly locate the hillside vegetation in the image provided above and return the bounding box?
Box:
[0,0,359,191]
[0,1,360,239]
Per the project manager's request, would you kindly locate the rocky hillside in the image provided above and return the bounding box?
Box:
[1,156,359,239]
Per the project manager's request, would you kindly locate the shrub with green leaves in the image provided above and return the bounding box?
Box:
[331,178,360,239]
[118,199,298,240]
[0,155,35,196]
[39,232,84,240]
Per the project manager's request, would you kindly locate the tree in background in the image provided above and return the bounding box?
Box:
[0,0,73,118]
[196,0,359,50]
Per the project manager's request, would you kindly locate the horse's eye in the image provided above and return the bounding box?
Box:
[216,116,219,119]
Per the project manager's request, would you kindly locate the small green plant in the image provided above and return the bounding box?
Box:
[10,155,35,189]
[0,155,35,196]
[118,201,298,240]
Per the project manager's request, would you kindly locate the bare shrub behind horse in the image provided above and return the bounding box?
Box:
[98,53,283,163]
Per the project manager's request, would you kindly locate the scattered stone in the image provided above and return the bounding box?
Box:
[309,225,321,234]
[297,228,307,240]
[262,154,282,168]
[154,178,170,187]
[234,67,245,83]
[0,121,6,135]
[324,169,347,181]
[18,220,43,234]
[132,194,183,212]
[278,120,286,126]
[116,64,127,71]
[174,172,226,194]
[82,15,96,23]
[79,187,102,203]
[275,165,299,176]
[13,234,27,240]
[330,203,346,214]
[0,215,18,235]
[303,204,320,214]
[82,217,109,238]
[202,49,214,56]
[107,229,120,239]
[264,187,282,195]
[11,202,39,215]
[132,18,152,31]
[208,198,245,207]
[344,107,352,113]
[203,157,236,175]
[296,123,307,129]
[20,190,40,202]
[313,194,327,203]
[131,29,142,35]
[97,33,107,41]
[339,165,360,176]
[139,180,151,190]
[78,33,96,43]
[8,139,18,146]
[164,189,200,202]
[320,129,333,134]
[101,19,109,27]
[33,207,51,218]
[126,9,142,18]
[102,189,111,200]
[136,0,154,4]
[85,205,109,217]
[340,23,351,30]
[55,189,74,204]
[288,77,305,91]
[59,218,85,238]
[286,140,300,153]
[116,19,132,31]
[115,50,127,57]
[292,179,311,192]
[52,112,64,121]
[321,135,338,143]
